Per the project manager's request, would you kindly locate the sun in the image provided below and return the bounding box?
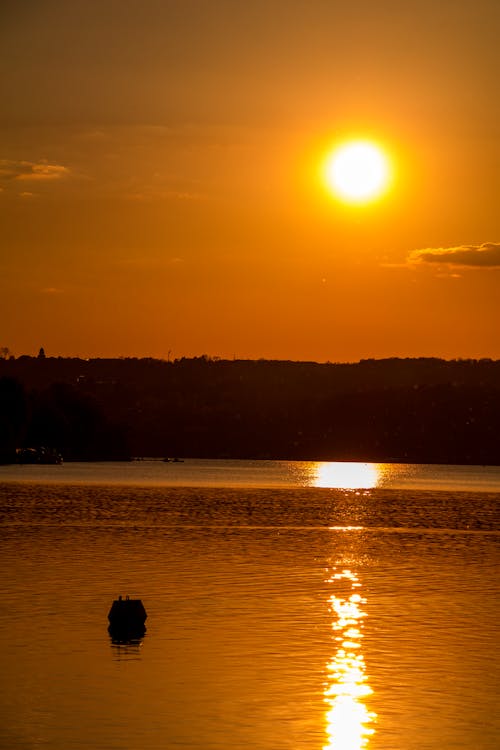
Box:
[323,140,391,204]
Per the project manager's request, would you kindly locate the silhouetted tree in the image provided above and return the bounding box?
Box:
[1,356,499,463]
[26,382,131,460]
[0,377,26,462]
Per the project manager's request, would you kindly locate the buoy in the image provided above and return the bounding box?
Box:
[108,596,147,642]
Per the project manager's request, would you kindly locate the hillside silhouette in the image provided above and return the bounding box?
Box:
[1,355,500,464]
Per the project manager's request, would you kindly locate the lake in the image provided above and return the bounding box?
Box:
[0,459,499,749]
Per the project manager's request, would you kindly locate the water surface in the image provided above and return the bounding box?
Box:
[0,461,498,749]
[2,457,500,491]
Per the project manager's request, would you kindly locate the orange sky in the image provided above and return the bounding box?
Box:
[1,0,499,362]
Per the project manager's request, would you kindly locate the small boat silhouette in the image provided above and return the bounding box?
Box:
[108,595,147,643]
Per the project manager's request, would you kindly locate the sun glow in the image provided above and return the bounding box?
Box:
[313,462,380,490]
[323,141,391,204]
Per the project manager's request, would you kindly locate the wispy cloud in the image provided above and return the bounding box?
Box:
[0,159,70,183]
[409,242,500,268]
[18,163,69,181]
[115,256,185,268]
[126,189,203,202]
[40,287,64,294]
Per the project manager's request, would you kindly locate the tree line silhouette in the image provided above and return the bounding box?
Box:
[1,355,500,464]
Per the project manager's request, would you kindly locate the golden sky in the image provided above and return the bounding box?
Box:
[1,0,499,361]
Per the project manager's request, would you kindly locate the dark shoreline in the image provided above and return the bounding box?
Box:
[2,355,500,466]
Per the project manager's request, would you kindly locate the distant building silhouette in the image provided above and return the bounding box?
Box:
[38,347,46,359]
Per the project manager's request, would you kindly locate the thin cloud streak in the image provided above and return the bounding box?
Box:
[409,242,500,268]
[114,256,185,268]
[0,159,70,182]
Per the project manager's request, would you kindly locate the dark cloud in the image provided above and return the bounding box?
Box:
[410,243,500,268]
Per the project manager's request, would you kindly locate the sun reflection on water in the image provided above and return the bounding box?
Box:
[314,462,380,489]
[324,569,376,750]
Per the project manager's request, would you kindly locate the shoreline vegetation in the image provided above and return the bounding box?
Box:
[1,355,500,466]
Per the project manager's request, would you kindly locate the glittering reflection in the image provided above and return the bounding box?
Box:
[313,462,380,489]
[324,569,376,749]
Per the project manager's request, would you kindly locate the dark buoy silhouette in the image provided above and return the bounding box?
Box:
[108,595,147,643]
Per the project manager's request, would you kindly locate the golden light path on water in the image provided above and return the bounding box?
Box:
[324,569,376,750]
[313,462,380,489]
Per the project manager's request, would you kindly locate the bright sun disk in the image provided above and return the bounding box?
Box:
[324,141,391,204]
